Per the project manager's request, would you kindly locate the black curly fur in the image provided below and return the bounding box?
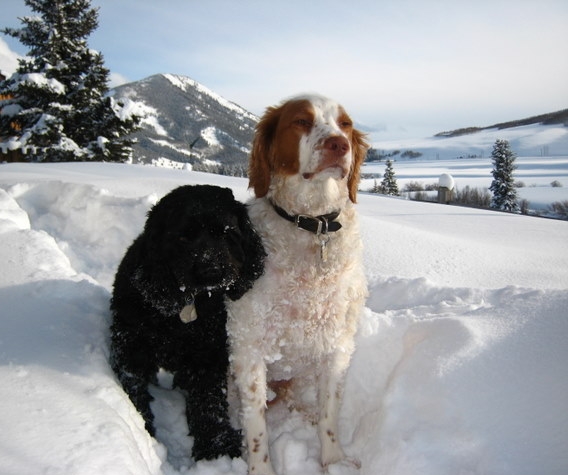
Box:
[109,185,265,461]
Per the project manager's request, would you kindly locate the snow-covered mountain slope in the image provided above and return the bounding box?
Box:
[110,74,257,169]
[0,162,567,475]
[371,122,568,160]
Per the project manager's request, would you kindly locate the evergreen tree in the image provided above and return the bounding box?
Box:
[370,179,381,194]
[489,139,520,213]
[381,159,399,195]
[0,0,139,162]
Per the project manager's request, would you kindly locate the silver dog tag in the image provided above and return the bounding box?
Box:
[320,236,330,262]
[180,304,197,323]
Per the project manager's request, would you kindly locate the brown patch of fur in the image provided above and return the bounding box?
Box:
[347,127,369,203]
[249,100,315,197]
[252,437,261,453]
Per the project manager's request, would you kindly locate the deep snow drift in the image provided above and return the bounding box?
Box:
[0,162,567,475]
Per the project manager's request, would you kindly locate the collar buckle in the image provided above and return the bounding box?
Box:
[295,214,325,235]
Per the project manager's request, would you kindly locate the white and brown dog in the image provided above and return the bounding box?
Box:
[226,94,369,475]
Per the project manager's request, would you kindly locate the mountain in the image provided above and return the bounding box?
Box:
[372,113,568,161]
[434,108,568,138]
[110,74,258,170]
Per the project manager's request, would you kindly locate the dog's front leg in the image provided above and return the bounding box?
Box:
[318,351,360,471]
[231,354,276,475]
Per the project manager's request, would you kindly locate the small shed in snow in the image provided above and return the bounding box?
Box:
[438,173,455,204]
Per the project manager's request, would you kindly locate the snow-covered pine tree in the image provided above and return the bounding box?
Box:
[381,159,399,195]
[489,139,520,213]
[370,179,381,194]
[0,0,139,162]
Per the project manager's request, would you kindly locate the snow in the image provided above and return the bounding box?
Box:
[361,155,568,212]
[371,123,568,160]
[19,72,66,94]
[438,173,455,190]
[0,162,567,475]
[150,157,193,171]
[111,96,156,124]
[149,139,194,157]
[108,92,168,137]
[201,126,221,147]
[163,74,258,123]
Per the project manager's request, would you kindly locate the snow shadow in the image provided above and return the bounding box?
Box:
[0,279,111,374]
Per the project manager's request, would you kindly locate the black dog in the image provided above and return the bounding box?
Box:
[110,185,264,461]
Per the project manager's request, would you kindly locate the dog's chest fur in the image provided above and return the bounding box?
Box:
[226,198,365,381]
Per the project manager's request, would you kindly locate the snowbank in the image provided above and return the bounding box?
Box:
[0,162,567,475]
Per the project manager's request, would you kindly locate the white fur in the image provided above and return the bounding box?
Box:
[226,95,367,475]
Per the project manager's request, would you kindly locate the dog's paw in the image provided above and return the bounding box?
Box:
[324,456,361,474]
[250,468,277,475]
[179,304,197,323]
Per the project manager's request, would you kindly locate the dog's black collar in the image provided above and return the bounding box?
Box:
[270,201,342,235]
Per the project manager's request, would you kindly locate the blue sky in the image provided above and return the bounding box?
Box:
[2,0,567,139]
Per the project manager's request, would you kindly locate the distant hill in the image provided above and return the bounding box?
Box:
[374,112,568,160]
[111,74,568,165]
[110,74,257,170]
[435,109,568,138]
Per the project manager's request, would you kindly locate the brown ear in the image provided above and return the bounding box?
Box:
[347,128,369,203]
[248,106,281,197]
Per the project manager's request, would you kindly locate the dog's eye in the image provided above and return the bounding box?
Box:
[294,118,313,130]
[339,120,352,129]
[224,226,242,242]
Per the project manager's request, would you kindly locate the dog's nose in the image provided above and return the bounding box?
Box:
[323,136,349,156]
[194,259,226,283]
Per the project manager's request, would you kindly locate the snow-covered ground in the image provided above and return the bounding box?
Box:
[361,155,568,213]
[363,121,568,214]
[1,162,567,475]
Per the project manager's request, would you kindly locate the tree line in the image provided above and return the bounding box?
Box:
[368,139,535,215]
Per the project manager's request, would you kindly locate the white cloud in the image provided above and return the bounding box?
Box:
[0,38,21,77]
[108,72,129,88]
